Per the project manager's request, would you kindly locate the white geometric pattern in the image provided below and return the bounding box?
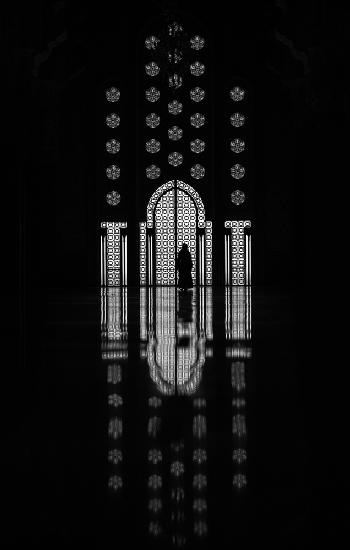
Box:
[101,222,127,286]
[225,221,251,285]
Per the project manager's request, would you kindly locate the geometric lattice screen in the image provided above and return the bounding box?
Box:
[155,188,197,285]
[101,222,128,286]
[140,181,212,286]
[224,220,251,286]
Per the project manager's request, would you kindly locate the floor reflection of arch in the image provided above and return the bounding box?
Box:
[140,287,213,395]
[140,181,212,286]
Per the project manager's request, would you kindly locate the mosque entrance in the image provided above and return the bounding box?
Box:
[140,180,212,286]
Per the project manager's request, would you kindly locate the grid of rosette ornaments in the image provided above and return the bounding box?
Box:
[102,41,248,205]
[143,31,208,183]
[229,86,247,206]
[100,22,251,286]
[104,86,122,207]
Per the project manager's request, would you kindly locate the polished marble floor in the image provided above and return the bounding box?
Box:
[8,286,345,548]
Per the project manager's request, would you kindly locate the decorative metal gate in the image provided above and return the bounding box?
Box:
[154,188,197,285]
[140,180,212,286]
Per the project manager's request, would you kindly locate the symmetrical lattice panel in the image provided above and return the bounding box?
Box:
[101,222,127,286]
[147,181,205,228]
[205,221,212,285]
[142,181,211,286]
[225,221,251,285]
[140,222,147,285]
[154,188,197,285]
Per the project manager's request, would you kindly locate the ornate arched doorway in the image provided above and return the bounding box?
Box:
[140,181,212,285]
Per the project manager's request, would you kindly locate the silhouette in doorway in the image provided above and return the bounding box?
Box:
[176,243,193,290]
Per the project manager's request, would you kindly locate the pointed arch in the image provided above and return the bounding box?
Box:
[140,181,212,286]
[147,180,206,228]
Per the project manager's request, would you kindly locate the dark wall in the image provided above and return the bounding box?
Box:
[3,0,349,293]
[3,4,349,540]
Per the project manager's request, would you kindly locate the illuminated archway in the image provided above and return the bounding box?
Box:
[140,180,212,286]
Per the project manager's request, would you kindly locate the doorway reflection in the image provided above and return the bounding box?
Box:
[100,286,252,546]
[140,288,213,396]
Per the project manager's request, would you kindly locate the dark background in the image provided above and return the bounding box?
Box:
[3,0,348,291]
[2,0,349,547]
[5,0,347,291]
